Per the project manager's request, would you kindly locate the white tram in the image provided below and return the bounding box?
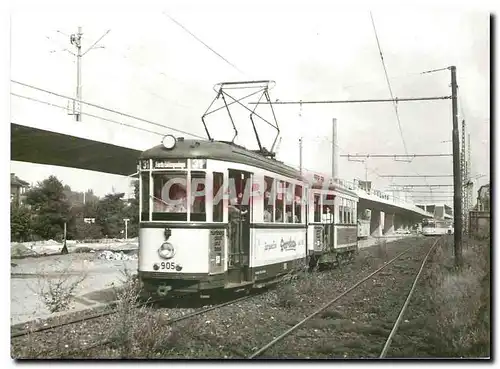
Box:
[421,218,454,236]
[307,174,359,267]
[137,135,359,297]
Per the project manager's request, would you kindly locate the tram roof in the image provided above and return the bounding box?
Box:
[140,138,304,180]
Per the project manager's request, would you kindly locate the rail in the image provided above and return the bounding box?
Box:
[248,244,415,358]
[248,235,444,359]
[11,297,161,338]
[379,236,443,358]
[15,292,258,358]
[68,293,258,355]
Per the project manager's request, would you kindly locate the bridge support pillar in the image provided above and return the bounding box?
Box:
[370,210,384,237]
[383,213,395,235]
[402,216,415,231]
[395,214,408,232]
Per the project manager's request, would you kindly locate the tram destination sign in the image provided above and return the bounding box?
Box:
[153,159,187,169]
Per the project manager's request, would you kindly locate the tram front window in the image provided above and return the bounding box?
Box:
[151,172,188,221]
[149,171,207,221]
[422,220,436,228]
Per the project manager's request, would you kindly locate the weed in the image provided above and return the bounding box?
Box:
[425,237,490,357]
[107,265,142,357]
[30,260,88,314]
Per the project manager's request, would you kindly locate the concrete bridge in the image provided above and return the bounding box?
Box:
[299,169,433,237]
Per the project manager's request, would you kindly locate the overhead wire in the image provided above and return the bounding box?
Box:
[11,93,165,137]
[369,12,410,158]
[297,134,451,204]
[48,30,207,109]
[279,132,416,203]
[340,68,447,91]
[162,11,246,77]
[98,43,207,99]
[369,12,436,193]
[11,80,205,139]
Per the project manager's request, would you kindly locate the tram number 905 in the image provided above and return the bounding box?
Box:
[160,262,175,270]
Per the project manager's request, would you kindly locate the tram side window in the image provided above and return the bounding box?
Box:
[152,172,188,221]
[295,185,303,223]
[275,180,284,223]
[264,176,274,222]
[285,183,294,223]
[343,199,349,224]
[314,193,321,222]
[322,194,334,223]
[213,172,224,222]
[345,200,351,224]
[189,171,206,222]
[338,200,343,224]
[141,172,150,221]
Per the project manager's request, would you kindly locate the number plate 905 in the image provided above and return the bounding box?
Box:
[159,262,175,270]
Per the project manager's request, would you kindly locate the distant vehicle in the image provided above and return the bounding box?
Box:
[422,219,454,236]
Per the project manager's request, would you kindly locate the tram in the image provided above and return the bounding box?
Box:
[137,135,360,297]
[421,218,454,236]
[136,80,360,298]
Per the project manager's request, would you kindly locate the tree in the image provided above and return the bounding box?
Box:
[70,200,103,240]
[25,176,71,241]
[10,204,32,242]
[96,192,128,238]
[123,180,139,239]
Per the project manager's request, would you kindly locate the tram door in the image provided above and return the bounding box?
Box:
[322,194,335,251]
[227,170,252,284]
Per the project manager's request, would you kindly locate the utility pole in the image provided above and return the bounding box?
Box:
[123,218,130,240]
[299,137,303,175]
[61,222,69,254]
[451,66,463,266]
[332,118,338,180]
[466,133,473,231]
[68,27,110,122]
[70,27,82,122]
[461,119,468,236]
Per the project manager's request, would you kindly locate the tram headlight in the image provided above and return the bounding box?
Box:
[162,135,177,150]
[158,242,175,259]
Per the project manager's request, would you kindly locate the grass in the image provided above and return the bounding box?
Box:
[424,235,490,358]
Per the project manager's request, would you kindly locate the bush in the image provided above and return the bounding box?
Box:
[107,266,180,358]
[426,237,490,357]
[31,262,87,313]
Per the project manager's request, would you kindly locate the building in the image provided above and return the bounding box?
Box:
[415,203,453,219]
[476,184,490,211]
[10,173,30,206]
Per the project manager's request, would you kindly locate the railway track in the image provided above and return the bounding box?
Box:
[11,286,268,358]
[12,236,435,358]
[50,292,261,357]
[248,235,444,358]
[11,296,161,339]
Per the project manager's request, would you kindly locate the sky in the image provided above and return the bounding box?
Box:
[7,1,491,204]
